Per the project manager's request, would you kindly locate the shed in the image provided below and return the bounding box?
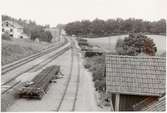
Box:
[133,94,165,111]
[141,95,165,111]
[105,54,166,111]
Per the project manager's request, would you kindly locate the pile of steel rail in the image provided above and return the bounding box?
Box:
[17,65,60,99]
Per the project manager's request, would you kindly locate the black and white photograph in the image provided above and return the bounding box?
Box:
[0,0,166,112]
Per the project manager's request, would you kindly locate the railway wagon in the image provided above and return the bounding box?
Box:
[18,65,60,99]
[77,38,88,46]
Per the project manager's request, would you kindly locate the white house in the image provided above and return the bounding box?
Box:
[2,20,25,38]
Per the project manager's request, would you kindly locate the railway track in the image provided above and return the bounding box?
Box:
[1,81,21,95]
[56,41,81,111]
[72,53,80,111]
[2,39,67,75]
[1,43,71,95]
[2,37,81,111]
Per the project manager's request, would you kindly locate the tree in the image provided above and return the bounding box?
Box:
[64,17,166,37]
[80,20,91,36]
[31,30,53,42]
[89,18,106,37]
[115,33,157,56]
[120,18,134,32]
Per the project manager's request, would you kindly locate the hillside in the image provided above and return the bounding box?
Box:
[2,15,53,42]
[2,39,49,65]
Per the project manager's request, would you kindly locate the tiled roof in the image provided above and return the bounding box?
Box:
[106,54,166,96]
[2,20,23,28]
[142,96,166,111]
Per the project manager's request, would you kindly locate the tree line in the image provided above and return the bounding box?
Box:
[2,15,53,42]
[65,18,166,37]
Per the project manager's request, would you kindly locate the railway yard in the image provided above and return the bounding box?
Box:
[1,37,99,111]
[1,1,166,111]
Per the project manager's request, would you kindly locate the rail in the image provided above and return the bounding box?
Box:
[2,42,71,95]
[56,38,81,111]
[2,38,68,75]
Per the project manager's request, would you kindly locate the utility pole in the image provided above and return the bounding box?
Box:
[108,37,111,52]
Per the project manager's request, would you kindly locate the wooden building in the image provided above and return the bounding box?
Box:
[141,95,165,111]
[105,54,166,111]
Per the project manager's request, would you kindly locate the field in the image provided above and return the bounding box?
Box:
[85,35,166,55]
[2,39,50,65]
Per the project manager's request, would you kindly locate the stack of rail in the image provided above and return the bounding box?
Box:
[18,65,60,99]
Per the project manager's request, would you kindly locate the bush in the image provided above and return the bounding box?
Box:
[84,55,106,92]
[31,30,53,43]
[2,33,11,40]
[94,78,106,91]
[160,52,166,57]
[84,63,91,69]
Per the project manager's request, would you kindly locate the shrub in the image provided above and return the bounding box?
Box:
[160,52,166,57]
[84,55,106,92]
[31,30,53,43]
[94,78,106,92]
[2,33,11,40]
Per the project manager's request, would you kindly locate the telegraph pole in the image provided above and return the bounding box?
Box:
[108,36,111,52]
[59,27,62,42]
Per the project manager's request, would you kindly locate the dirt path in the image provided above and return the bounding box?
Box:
[75,57,99,111]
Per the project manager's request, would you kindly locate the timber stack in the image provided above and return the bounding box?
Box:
[17,65,60,99]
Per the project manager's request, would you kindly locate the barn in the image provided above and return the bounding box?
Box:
[105,54,166,111]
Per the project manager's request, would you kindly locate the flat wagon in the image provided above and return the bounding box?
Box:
[18,65,60,99]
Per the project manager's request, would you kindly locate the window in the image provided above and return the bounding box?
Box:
[2,28,4,32]
[6,22,9,27]
[10,34,13,37]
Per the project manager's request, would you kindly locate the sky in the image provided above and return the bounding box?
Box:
[0,0,166,27]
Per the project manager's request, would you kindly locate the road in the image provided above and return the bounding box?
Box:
[5,38,99,111]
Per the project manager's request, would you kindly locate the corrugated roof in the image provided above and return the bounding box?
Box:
[106,54,166,96]
[142,96,166,111]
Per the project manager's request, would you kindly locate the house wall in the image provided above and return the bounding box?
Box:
[2,21,24,38]
[13,28,23,38]
[2,26,14,37]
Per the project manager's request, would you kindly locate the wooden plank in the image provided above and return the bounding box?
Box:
[110,94,114,111]
[115,93,120,111]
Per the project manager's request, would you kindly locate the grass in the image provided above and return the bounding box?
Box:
[2,39,50,65]
[85,35,166,55]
